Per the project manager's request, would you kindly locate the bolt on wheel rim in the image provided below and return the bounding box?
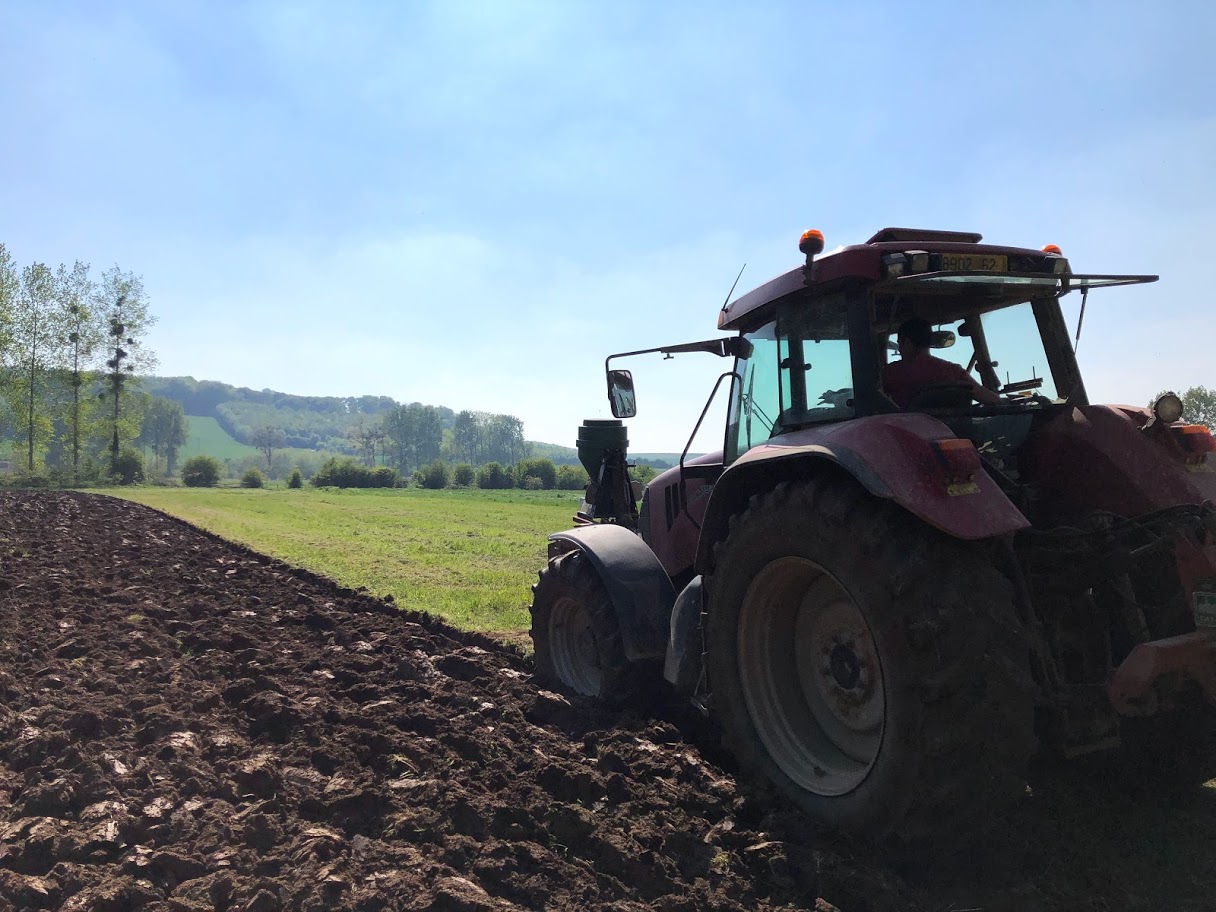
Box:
[549,595,601,696]
[737,557,885,797]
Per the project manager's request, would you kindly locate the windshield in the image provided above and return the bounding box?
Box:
[978,302,1059,400]
[881,298,1063,403]
[725,295,854,462]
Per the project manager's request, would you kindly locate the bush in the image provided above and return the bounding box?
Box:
[452,463,475,487]
[287,467,303,489]
[112,448,145,486]
[370,466,398,488]
[476,461,513,489]
[311,457,366,488]
[310,457,397,489]
[418,459,450,490]
[240,468,264,489]
[515,457,557,490]
[181,455,223,487]
[631,464,658,485]
[556,464,590,490]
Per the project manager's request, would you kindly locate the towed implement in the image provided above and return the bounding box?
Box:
[530,226,1216,843]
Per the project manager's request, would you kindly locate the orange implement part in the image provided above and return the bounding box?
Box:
[1108,629,1216,716]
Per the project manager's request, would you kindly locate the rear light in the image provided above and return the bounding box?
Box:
[932,438,981,482]
[1174,425,1216,465]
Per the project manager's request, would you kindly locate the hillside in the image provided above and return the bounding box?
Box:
[143,376,679,467]
[141,376,431,451]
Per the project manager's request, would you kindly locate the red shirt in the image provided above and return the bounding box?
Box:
[882,354,973,408]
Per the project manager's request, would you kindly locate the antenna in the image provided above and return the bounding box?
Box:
[719,263,746,316]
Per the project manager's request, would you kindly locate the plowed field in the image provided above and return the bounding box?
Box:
[2,491,1215,912]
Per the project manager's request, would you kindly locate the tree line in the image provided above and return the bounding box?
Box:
[0,243,157,481]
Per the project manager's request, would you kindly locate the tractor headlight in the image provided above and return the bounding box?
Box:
[881,253,906,278]
[1154,392,1184,424]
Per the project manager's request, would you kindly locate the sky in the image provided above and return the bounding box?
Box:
[1,1,1213,452]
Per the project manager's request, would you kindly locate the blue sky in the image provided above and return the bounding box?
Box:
[1,2,1213,451]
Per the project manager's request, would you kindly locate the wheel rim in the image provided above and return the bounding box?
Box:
[737,557,885,796]
[548,595,602,696]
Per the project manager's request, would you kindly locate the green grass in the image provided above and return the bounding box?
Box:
[102,485,581,635]
[180,416,261,461]
[177,415,340,469]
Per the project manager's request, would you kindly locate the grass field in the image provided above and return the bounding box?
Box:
[104,485,580,635]
[179,416,261,461]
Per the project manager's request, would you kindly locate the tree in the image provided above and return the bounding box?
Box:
[56,261,103,483]
[452,410,484,465]
[2,262,63,471]
[0,244,17,367]
[487,414,529,465]
[382,402,444,474]
[139,397,188,475]
[251,424,286,473]
[97,266,157,479]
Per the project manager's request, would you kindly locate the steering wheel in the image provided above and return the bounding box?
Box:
[907,383,974,409]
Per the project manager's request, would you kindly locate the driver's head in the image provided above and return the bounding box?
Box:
[896,317,933,359]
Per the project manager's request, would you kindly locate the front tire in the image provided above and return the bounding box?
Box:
[705,478,1036,844]
[530,551,636,702]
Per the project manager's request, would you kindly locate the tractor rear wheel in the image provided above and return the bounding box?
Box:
[530,550,636,703]
[705,478,1036,845]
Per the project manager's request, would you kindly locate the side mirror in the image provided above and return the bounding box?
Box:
[607,369,637,418]
[930,330,956,349]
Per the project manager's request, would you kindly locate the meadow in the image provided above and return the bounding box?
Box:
[106,485,582,636]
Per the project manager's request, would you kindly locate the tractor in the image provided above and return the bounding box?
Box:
[529,226,1216,843]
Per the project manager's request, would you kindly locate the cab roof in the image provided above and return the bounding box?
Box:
[718,227,1074,331]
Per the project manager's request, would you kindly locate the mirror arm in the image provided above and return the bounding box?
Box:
[605,337,737,372]
[678,371,736,531]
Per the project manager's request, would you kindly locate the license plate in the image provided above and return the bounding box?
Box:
[940,253,1008,273]
[1194,590,1216,628]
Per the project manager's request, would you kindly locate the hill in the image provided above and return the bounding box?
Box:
[142,376,680,467]
[141,376,434,451]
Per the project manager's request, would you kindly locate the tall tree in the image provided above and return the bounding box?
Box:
[2,263,62,470]
[251,424,286,473]
[55,261,103,482]
[487,414,528,465]
[97,267,157,478]
[0,244,17,367]
[452,410,484,465]
[139,397,188,475]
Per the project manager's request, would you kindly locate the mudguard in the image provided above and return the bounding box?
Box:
[663,576,703,692]
[696,412,1030,572]
[549,525,676,662]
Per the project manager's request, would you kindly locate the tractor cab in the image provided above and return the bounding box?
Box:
[717,229,1155,461]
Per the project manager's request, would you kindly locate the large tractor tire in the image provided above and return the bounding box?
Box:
[530,550,637,703]
[705,478,1036,845]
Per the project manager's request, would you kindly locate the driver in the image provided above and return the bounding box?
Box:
[882,317,1003,408]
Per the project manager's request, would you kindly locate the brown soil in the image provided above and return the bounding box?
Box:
[3,491,1215,912]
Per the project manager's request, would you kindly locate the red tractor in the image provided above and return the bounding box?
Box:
[530,227,1216,843]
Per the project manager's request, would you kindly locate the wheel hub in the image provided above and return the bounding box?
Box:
[737,559,885,797]
[829,644,861,690]
[549,595,602,696]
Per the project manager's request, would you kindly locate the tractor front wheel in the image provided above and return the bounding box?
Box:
[705,478,1036,845]
[530,551,636,703]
